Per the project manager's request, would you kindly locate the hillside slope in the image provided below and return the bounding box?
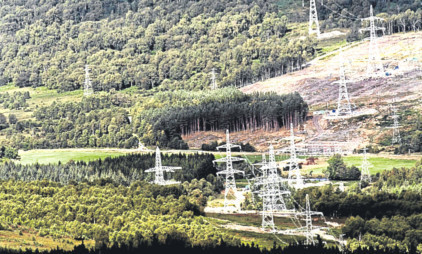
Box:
[240,32,422,151]
[241,32,422,107]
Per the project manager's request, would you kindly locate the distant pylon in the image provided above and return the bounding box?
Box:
[334,59,353,116]
[214,130,245,209]
[84,65,94,96]
[287,124,304,189]
[389,103,401,145]
[359,5,386,76]
[309,0,321,37]
[210,68,218,90]
[145,147,181,185]
[360,148,372,184]
[304,194,314,245]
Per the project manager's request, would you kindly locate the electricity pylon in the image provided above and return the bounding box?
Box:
[287,124,304,189]
[295,194,324,245]
[210,68,218,90]
[255,144,292,231]
[84,65,94,96]
[145,147,181,185]
[213,130,245,209]
[334,61,353,116]
[309,0,321,37]
[389,103,401,145]
[360,148,372,184]
[359,5,386,76]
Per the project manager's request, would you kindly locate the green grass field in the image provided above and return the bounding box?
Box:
[305,156,417,175]
[18,149,131,165]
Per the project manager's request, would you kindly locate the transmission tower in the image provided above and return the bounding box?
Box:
[210,68,218,90]
[213,130,245,209]
[255,144,292,231]
[360,148,372,184]
[145,147,181,185]
[84,64,94,96]
[359,5,386,76]
[309,0,321,37]
[287,124,304,189]
[334,62,353,116]
[389,103,401,145]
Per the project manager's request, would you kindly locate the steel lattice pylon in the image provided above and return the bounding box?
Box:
[84,65,94,96]
[255,144,292,231]
[287,124,304,189]
[309,0,321,37]
[334,61,353,116]
[359,5,386,76]
[294,194,324,245]
[145,147,181,185]
[213,130,245,209]
[360,148,372,184]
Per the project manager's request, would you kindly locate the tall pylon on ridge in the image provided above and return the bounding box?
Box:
[210,68,218,90]
[213,130,245,209]
[287,123,304,189]
[334,58,353,116]
[309,0,321,37]
[389,103,402,145]
[359,5,386,76]
[84,64,94,97]
[145,147,181,185]
[360,148,372,184]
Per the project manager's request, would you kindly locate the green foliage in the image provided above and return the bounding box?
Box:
[325,154,361,180]
[0,146,18,160]
[0,180,235,248]
[0,91,30,110]
[343,215,422,251]
[0,0,317,92]
[0,152,217,186]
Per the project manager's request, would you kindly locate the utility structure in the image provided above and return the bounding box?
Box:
[359,5,386,76]
[210,68,218,90]
[286,124,304,189]
[334,60,353,116]
[309,0,321,37]
[255,144,292,231]
[360,148,372,185]
[145,147,181,185]
[296,194,324,245]
[84,64,94,96]
[214,130,245,210]
[388,103,401,145]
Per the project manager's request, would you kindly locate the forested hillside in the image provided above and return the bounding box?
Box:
[0,0,317,92]
[1,88,307,149]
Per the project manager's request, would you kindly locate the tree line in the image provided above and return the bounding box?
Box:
[137,90,308,148]
[0,152,217,186]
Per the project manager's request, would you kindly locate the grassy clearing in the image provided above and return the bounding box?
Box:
[303,155,417,176]
[18,149,132,165]
[0,229,94,251]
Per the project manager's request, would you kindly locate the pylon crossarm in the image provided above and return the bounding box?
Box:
[217,144,241,150]
[161,166,182,172]
[217,169,245,176]
[213,157,245,163]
